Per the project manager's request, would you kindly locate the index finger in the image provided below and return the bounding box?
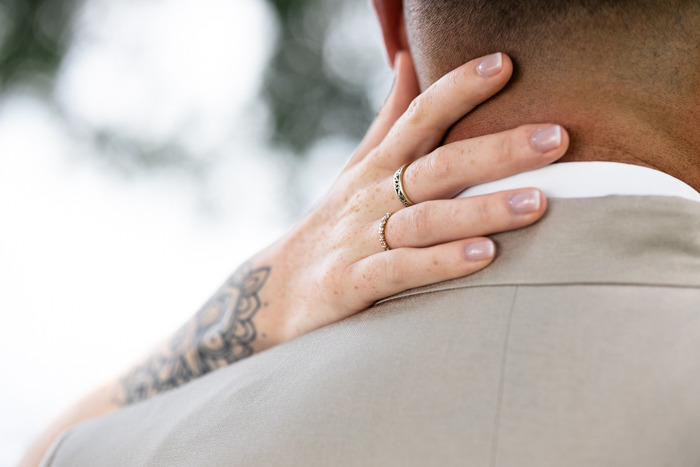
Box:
[374,52,513,170]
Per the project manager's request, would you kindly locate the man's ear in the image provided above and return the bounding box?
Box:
[372,0,410,69]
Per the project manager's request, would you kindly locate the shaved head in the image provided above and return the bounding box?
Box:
[390,0,700,189]
[404,0,700,90]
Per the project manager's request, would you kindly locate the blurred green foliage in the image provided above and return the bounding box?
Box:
[0,0,80,92]
[263,0,375,154]
[0,0,375,159]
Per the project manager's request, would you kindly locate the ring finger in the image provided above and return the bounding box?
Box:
[375,188,546,251]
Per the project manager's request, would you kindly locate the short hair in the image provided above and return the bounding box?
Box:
[405,0,700,87]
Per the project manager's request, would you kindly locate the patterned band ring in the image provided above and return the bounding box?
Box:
[393,162,415,208]
[379,212,393,251]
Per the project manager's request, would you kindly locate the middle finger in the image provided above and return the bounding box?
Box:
[402,124,568,204]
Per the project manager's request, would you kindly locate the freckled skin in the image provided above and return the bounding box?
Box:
[19,53,561,467]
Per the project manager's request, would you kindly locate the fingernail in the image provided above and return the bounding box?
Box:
[476,53,503,77]
[509,189,542,214]
[465,240,495,261]
[531,125,562,152]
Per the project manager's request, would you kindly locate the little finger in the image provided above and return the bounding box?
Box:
[348,238,496,302]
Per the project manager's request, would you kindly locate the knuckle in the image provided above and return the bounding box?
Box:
[446,66,467,90]
[496,132,515,162]
[361,149,393,174]
[424,149,451,181]
[406,204,433,237]
[338,184,374,219]
[507,126,533,159]
[345,261,365,285]
[443,65,483,100]
[474,198,494,224]
[404,94,427,126]
[367,145,389,164]
[434,66,462,93]
[382,252,406,286]
[344,190,365,215]
[516,126,534,151]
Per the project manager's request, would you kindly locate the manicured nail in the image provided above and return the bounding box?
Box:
[476,53,503,77]
[465,240,495,261]
[531,125,562,152]
[509,189,541,214]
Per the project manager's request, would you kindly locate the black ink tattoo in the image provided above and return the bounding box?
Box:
[117,262,271,405]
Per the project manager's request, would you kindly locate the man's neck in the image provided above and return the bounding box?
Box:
[441,73,700,191]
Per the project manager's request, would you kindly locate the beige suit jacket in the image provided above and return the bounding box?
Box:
[42,197,700,467]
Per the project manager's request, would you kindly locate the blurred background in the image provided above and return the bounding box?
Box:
[0,0,392,464]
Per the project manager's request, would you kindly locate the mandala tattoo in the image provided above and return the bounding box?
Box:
[117,262,271,405]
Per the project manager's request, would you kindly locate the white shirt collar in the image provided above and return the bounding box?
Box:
[455,161,700,203]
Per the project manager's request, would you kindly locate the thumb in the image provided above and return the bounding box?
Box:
[347,50,421,168]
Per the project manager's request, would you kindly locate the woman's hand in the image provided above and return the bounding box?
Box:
[19,51,570,467]
[254,51,569,344]
[114,51,569,405]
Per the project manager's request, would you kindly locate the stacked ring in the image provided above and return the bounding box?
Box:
[393,163,415,207]
[379,213,392,251]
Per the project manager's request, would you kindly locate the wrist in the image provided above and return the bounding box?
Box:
[244,247,296,352]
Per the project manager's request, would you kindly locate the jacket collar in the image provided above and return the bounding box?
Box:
[456,162,700,203]
[378,196,700,305]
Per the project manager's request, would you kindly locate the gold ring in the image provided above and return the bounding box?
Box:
[393,163,414,207]
[379,213,392,251]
